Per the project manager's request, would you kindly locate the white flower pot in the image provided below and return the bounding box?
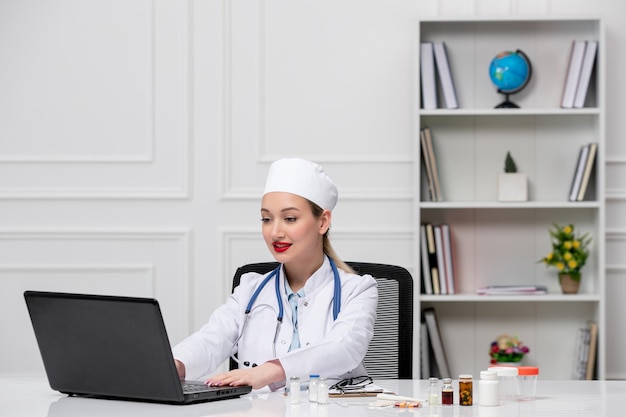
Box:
[498,173,528,202]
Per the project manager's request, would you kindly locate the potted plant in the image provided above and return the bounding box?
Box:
[489,334,530,365]
[539,224,591,294]
[498,152,527,201]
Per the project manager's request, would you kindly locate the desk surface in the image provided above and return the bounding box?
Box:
[1,376,623,417]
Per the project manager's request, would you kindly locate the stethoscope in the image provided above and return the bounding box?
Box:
[231,257,342,367]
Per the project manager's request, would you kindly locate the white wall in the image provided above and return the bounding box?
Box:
[1,0,625,379]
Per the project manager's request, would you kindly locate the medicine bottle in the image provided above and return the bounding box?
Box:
[458,374,473,406]
[317,377,329,404]
[428,377,440,405]
[289,376,301,404]
[308,374,320,402]
[441,378,453,405]
[488,365,518,403]
[479,370,499,406]
[517,366,539,401]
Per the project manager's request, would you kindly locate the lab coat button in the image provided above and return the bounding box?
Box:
[281,340,287,345]
[303,301,309,307]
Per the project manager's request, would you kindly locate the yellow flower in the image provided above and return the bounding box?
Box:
[573,240,581,249]
[556,262,565,271]
[546,253,553,261]
[568,260,578,269]
[563,252,572,261]
[563,225,572,234]
[564,241,572,249]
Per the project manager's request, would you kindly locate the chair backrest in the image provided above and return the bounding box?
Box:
[230,261,413,379]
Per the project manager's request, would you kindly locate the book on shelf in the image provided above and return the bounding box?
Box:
[441,224,456,295]
[433,225,448,295]
[423,307,451,378]
[561,40,587,108]
[419,225,433,295]
[433,41,459,109]
[476,285,548,295]
[420,129,436,201]
[568,144,590,201]
[576,142,598,201]
[573,40,598,108]
[422,127,443,201]
[425,223,441,294]
[572,326,590,380]
[585,320,598,380]
[420,320,431,379]
[420,42,438,109]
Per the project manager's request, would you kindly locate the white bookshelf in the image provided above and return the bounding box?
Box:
[415,17,605,380]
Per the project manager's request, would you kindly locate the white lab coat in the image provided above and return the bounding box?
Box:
[172,256,378,385]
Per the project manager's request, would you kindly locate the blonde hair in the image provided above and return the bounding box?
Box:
[310,201,355,274]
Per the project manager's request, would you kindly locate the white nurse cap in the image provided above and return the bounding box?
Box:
[263,158,338,211]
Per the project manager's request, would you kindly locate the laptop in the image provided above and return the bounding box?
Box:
[24,291,252,405]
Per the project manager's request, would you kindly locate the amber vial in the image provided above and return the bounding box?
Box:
[459,374,473,406]
[441,378,454,405]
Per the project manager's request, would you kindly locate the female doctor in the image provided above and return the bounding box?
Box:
[172,158,378,390]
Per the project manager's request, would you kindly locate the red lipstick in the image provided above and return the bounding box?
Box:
[273,242,291,253]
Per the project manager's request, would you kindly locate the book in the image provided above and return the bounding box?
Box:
[420,225,433,295]
[561,40,587,108]
[568,144,590,201]
[420,129,436,201]
[433,41,459,109]
[434,225,448,295]
[420,42,438,109]
[422,127,443,201]
[476,285,547,295]
[577,142,598,201]
[585,320,598,380]
[425,223,440,294]
[423,307,451,378]
[420,320,431,379]
[441,224,456,295]
[573,41,598,108]
[572,327,590,380]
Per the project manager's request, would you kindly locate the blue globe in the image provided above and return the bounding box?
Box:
[488,50,532,108]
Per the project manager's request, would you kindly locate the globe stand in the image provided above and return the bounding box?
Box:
[495,92,520,109]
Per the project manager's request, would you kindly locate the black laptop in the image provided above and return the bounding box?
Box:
[24,291,252,405]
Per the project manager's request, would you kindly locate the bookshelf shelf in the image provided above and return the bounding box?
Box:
[420,108,601,117]
[421,294,602,303]
[420,201,601,209]
[415,17,605,381]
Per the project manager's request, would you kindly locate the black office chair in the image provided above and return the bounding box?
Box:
[230,261,413,379]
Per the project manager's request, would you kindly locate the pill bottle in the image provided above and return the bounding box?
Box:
[517,366,539,401]
[289,376,301,404]
[441,378,454,405]
[488,365,519,403]
[478,370,499,406]
[308,374,320,402]
[428,377,440,405]
[317,377,329,404]
[459,374,473,406]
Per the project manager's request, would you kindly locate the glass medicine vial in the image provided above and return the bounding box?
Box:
[441,378,454,405]
[317,377,329,404]
[428,377,440,405]
[459,374,473,406]
[289,376,301,404]
[308,374,320,402]
[479,370,499,407]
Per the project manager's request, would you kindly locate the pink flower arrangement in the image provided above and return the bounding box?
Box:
[489,334,530,364]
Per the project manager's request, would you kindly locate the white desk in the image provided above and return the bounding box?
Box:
[1,376,624,417]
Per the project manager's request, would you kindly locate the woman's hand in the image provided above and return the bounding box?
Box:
[205,360,285,390]
[174,360,186,380]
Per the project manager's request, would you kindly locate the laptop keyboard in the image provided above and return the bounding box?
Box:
[182,383,213,393]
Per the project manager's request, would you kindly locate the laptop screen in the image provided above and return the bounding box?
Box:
[24,291,252,404]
